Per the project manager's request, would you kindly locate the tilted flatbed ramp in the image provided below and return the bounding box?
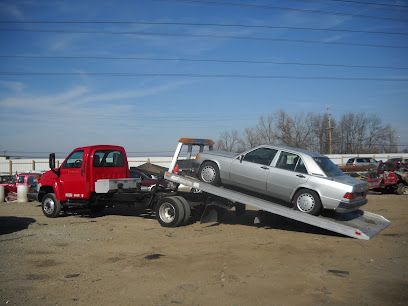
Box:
[165,172,390,240]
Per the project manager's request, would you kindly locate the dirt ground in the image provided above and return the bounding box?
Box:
[0,194,407,306]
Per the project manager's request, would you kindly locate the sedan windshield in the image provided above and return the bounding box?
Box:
[313,157,344,177]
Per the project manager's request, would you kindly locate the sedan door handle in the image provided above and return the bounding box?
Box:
[260,166,269,170]
[296,174,305,178]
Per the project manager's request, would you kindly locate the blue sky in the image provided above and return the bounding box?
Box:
[0,0,407,157]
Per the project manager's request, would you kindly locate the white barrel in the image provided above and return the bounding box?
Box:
[17,185,28,203]
[0,185,4,203]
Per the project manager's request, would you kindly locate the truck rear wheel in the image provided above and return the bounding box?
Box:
[42,193,61,218]
[173,196,191,225]
[156,197,185,227]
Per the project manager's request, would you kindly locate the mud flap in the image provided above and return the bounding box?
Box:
[200,201,230,224]
[200,206,219,224]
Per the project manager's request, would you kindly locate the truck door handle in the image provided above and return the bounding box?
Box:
[81,168,84,176]
[260,166,269,170]
[296,174,305,178]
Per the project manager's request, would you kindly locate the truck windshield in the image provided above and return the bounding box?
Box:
[313,157,344,177]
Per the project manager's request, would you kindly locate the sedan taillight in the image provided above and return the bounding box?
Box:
[343,192,355,200]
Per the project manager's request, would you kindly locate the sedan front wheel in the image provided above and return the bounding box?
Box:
[198,161,221,186]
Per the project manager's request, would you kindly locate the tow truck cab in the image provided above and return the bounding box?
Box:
[38,145,130,204]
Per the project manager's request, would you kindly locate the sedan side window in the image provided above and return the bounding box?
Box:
[295,158,308,174]
[64,151,84,168]
[276,152,306,173]
[243,148,278,166]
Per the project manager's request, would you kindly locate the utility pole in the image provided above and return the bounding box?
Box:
[326,107,334,154]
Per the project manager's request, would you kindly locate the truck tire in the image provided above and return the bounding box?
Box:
[155,197,185,227]
[198,161,221,186]
[293,189,322,216]
[42,193,61,218]
[173,196,191,225]
[396,183,408,195]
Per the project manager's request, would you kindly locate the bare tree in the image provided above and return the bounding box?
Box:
[216,129,243,152]
[216,111,398,154]
[256,114,276,144]
[243,127,262,149]
[335,113,397,154]
[274,111,314,149]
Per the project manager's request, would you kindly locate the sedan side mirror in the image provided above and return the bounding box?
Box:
[239,155,245,163]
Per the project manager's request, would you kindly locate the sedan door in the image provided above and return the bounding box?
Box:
[229,147,278,194]
[267,151,310,201]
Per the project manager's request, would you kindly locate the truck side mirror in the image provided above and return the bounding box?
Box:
[49,153,61,177]
[49,153,56,169]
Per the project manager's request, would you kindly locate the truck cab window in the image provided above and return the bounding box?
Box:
[64,151,84,168]
[94,150,125,167]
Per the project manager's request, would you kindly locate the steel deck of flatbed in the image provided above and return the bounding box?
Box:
[165,172,390,240]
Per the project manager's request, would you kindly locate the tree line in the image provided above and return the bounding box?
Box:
[216,110,400,154]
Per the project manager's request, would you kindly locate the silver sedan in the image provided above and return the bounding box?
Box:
[196,145,368,215]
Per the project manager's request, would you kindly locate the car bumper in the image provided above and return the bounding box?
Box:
[335,198,368,213]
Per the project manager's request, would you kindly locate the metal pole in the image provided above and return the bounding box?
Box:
[326,107,333,154]
[8,160,12,175]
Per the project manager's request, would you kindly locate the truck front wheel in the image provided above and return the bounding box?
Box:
[42,193,61,218]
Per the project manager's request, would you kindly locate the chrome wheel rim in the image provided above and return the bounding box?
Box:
[201,166,216,183]
[159,202,175,223]
[43,197,55,215]
[296,193,315,213]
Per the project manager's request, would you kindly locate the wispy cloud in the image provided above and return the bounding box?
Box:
[0,80,190,114]
[0,81,25,92]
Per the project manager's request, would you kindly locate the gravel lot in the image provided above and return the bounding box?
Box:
[0,194,407,306]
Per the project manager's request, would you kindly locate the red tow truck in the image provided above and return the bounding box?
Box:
[38,139,390,240]
[38,143,210,226]
[39,145,147,216]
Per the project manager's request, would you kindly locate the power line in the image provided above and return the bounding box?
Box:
[1,55,407,71]
[1,20,407,36]
[1,28,407,49]
[294,0,408,9]
[153,0,408,22]
[0,71,407,81]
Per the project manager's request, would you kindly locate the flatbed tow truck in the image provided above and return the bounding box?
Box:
[38,139,390,240]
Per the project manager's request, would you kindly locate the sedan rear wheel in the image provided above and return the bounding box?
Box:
[293,189,322,216]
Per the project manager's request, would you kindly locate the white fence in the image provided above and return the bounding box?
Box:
[1,154,407,175]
